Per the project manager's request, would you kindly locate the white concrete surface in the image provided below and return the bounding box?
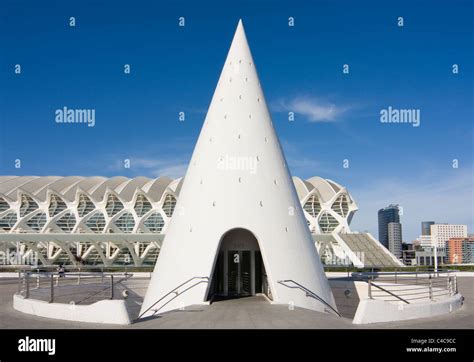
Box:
[140,20,335,317]
[13,294,131,325]
[353,293,463,324]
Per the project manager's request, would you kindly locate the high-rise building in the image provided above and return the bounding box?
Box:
[430,224,467,248]
[447,237,474,264]
[378,204,400,248]
[421,221,435,236]
[388,222,402,258]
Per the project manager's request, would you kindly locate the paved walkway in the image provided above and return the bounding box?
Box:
[0,277,472,329]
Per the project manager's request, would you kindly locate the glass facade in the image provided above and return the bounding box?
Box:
[56,211,77,232]
[378,204,400,248]
[162,194,177,217]
[319,212,339,233]
[48,194,67,217]
[85,212,106,233]
[0,212,17,231]
[0,198,9,212]
[134,194,152,217]
[114,212,135,233]
[77,194,95,217]
[105,194,124,217]
[303,195,321,218]
[143,212,165,233]
[26,212,47,231]
[20,194,38,217]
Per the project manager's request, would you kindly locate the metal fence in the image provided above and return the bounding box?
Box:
[352,269,459,304]
[17,269,133,304]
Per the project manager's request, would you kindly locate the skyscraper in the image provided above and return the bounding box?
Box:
[388,222,403,258]
[421,221,435,236]
[378,204,400,249]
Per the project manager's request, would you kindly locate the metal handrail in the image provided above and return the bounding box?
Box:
[351,268,459,300]
[352,269,459,280]
[76,273,133,304]
[138,276,209,319]
[368,280,409,304]
[16,271,133,303]
[277,279,341,317]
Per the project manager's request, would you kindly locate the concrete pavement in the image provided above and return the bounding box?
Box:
[0,277,472,329]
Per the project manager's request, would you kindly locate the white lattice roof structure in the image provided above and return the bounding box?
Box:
[0,175,356,236]
[0,174,362,268]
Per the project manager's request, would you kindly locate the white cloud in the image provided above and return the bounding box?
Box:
[274,96,349,122]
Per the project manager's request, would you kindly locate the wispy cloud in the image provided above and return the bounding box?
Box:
[273,96,350,122]
[100,137,194,179]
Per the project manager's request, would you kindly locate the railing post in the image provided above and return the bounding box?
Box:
[429,275,433,300]
[110,275,114,300]
[368,279,372,299]
[55,274,59,286]
[36,269,40,289]
[17,271,21,294]
[25,272,30,299]
[415,270,418,285]
[49,274,54,303]
[454,275,457,294]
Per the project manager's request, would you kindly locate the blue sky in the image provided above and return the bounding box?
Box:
[0,0,472,242]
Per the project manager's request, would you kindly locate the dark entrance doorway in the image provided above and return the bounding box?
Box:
[207,228,270,300]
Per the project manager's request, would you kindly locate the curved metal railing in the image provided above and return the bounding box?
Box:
[138,276,209,319]
[352,270,459,303]
[17,270,133,304]
[277,279,341,317]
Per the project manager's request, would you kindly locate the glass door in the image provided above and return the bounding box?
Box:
[227,250,239,295]
[240,251,251,295]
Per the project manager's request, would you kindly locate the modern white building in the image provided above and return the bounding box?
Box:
[0,173,402,269]
[430,224,467,248]
[0,175,360,266]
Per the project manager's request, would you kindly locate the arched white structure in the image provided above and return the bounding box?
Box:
[294,176,358,234]
[139,20,336,317]
[0,174,367,268]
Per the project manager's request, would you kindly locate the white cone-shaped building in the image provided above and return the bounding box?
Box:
[140,20,337,318]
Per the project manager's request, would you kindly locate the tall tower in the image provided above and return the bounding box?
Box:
[378,204,400,248]
[140,20,337,318]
